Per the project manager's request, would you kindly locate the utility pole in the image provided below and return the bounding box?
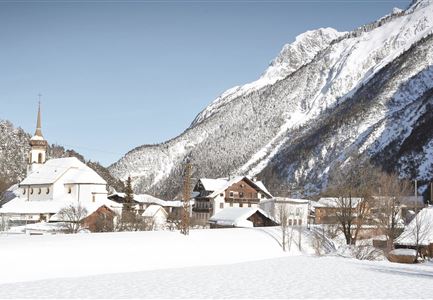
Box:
[430,182,433,205]
[180,162,192,235]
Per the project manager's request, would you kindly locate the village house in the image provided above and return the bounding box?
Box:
[0,105,119,232]
[107,192,186,217]
[313,197,367,225]
[142,204,168,230]
[260,197,311,227]
[192,176,273,225]
[208,207,277,228]
[393,206,433,261]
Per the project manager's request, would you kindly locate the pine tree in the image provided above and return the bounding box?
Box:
[121,176,135,229]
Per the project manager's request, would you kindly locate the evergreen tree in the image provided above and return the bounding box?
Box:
[121,176,135,228]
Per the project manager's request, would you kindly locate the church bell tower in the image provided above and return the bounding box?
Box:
[27,102,48,174]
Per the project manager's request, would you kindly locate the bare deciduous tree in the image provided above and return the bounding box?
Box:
[57,203,88,233]
[277,203,290,251]
[373,172,411,253]
[326,157,379,245]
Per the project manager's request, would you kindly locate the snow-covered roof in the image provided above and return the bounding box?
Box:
[142,204,167,218]
[208,207,272,227]
[205,176,273,199]
[395,206,433,246]
[51,198,120,221]
[108,192,185,207]
[317,197,363,208]
[20,157,106,186]
[0,196,75,214]
[199,178,229,192]
[261,197,310,205]
[0,196,120,219]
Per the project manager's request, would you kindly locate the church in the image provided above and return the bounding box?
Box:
[0,104,120,230]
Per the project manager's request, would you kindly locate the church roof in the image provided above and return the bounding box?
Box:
[20,157,106,186]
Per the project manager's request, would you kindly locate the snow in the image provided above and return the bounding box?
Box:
[0,196,120,217]
[389,248,417,256]
[206,176,272,198]
[396,206,433,246]
[0,229,433,298]
[318,197,363,208]
[199,178,229,192]
[21,157,106,185]
[208,207,272,227]
[141,204,166,218]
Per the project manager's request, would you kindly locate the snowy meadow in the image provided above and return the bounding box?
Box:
[1,228,433,299]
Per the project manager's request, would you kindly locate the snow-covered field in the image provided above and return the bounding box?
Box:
[1,228,433,298]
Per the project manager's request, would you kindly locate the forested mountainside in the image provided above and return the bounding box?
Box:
[106,0,432,198]
[0,120,124,193]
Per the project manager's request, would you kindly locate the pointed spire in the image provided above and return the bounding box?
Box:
[34,95,43,137]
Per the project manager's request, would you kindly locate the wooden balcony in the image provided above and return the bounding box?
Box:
[225,198,260,204]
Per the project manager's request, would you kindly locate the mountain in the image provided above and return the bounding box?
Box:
[0,120,124,194]
[109,0,433,198]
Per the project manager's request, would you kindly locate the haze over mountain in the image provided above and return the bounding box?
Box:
[108,0,433,199]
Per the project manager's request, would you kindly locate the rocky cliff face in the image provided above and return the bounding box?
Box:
[109,0,433,198]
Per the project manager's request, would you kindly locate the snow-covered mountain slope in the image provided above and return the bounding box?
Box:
[109,0,433,198]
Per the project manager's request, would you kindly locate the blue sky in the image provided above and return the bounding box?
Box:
[0,0,410,166]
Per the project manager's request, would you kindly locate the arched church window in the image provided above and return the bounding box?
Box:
[38,153,43,164]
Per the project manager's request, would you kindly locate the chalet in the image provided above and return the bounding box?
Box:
[260,197,311,227]
[208,207,277,228]
[192,176,273,225]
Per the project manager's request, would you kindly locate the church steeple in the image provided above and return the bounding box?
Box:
[34,101,43,138]
[28,99,48,174]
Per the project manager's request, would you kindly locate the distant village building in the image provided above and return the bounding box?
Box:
[394,206,433,260]
[107,192,185,216]
[192,176,273,225]
[313,197,366,225]
[208,207,277,228]
[0,104,119,232]
[260,197,310,227]
[142,204,168,230]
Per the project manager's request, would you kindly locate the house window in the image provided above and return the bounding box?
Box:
[68,187,72,194]
[38,153,43,163]
[38,188,41,194]
[220,203,224,209]
[239,192,244,198]
[299,220,302,226]
[240,184,244,188]
[92,195,96,203]
[240,203,243,207]
[220,193,223,197]
[229,191,234,198]
[289,219,292,226]
[30,188,34,195]
[248,203,251,208]
[23,189,26,195]
[230,202,233,207]
[296,208,300,216]
[294,219,297,226]
[46,188,50,194]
